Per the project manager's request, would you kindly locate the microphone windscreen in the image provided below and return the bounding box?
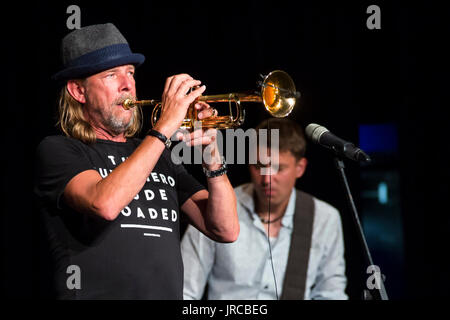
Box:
[305,123,329,143]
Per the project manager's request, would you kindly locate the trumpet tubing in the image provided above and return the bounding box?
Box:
[123,70,298,129]
[122,99,158,109]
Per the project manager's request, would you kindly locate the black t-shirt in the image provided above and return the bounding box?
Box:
[34,135,205,299]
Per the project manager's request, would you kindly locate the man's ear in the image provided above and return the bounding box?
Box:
[66,80,86,104]
[295,157,308,179]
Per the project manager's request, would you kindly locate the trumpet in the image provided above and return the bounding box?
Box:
[123,70,299,130]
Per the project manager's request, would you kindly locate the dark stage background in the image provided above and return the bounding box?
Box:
[2,0,448,300]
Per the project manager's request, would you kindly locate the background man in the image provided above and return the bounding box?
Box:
[182,118,347,300]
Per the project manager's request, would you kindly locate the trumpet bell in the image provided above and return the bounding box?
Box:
[261,70,297,118]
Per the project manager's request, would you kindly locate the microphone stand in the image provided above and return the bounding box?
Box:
[334,156,389,300]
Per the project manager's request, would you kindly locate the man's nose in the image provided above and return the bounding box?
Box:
[119,73,134,92]
[261,172,273,186]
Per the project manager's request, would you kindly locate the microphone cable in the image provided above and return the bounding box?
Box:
[265,119,279,300]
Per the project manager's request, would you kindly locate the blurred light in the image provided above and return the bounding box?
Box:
[378,182,388,204]
[359,123,398,154]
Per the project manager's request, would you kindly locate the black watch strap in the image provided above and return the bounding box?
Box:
[203,156,227,178]
[147,129,171,148]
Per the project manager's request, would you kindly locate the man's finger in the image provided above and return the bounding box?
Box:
[194,102,210,110]
[183,129,217,146]
[166,74,193,96]
[196,103,215,120]
[185,85,206,104]
[186,135,214,146]
[177,79,202,98]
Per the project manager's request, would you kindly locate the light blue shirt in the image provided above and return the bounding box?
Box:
[181,183,348,300]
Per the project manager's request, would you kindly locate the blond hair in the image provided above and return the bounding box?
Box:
[57,86,142,144]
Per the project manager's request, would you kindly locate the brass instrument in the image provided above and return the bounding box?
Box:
[123,70,299,130]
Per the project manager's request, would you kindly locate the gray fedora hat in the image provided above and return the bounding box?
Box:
[52,23,145,81]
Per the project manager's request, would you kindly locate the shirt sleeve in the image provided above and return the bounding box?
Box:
[310,208,348,300]
[181,224,216,300]
[34,136,95,210]
[164,149,206,206]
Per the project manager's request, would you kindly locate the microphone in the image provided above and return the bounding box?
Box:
[305,123,371,163]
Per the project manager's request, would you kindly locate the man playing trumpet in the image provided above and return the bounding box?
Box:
[34,23,238,299]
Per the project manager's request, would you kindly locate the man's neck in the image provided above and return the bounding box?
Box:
[254,193,290,223]
[94,127,126,142]
[253,192,289,238]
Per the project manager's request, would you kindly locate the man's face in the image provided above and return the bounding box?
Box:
[249,149,307,208]
[82,64,136,135]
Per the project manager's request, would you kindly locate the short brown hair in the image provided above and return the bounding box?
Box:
[255,118,306,160]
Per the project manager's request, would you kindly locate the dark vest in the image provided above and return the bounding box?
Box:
[280,190,315,300]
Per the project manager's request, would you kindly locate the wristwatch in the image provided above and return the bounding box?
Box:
[147,129,171,149]
[203,156,227,178]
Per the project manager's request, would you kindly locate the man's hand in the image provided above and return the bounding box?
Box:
[153,74,206,138]
[175,101,223,170]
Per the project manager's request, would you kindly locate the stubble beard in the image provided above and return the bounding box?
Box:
[104,109,134,136]
[88,93,136,136]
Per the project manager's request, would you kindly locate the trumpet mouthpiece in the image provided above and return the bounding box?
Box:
[122,99,135,109]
